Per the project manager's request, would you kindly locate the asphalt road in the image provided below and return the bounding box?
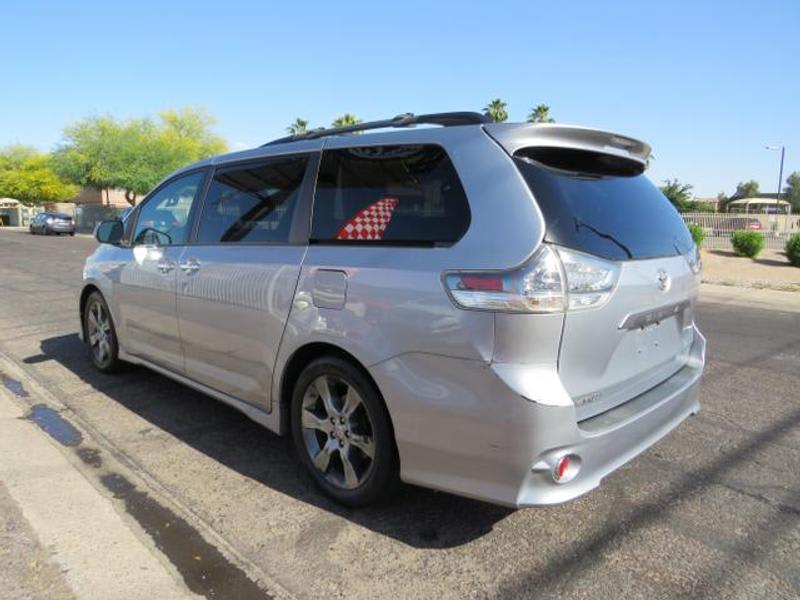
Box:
[1,228,798,599]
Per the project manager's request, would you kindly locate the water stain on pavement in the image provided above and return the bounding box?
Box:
[100,472,271,600]
[76,446,102,468]
[5,373,273,598]
[24,404,83,447]
[2,372,29,397]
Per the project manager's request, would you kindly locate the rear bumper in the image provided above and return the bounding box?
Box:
[47,223,75,233]
[370,326,705,508]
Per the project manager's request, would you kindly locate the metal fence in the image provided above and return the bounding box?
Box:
[681,212,800,251]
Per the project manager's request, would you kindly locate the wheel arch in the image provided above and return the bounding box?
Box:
[278,342,398,455]
[79,284,102,341]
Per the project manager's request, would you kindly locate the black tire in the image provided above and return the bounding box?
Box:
[69,232,75,237]
[83,291,122,373]
[291,356,399,507]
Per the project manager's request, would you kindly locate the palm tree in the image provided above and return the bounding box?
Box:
[286,118,309,136]
[483,99,508,123]
[527,104,555,123]
[332,114,362,128]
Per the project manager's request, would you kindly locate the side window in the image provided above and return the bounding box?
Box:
[133,172,204,246]
[195,155,308,244]
[311,144,470,244]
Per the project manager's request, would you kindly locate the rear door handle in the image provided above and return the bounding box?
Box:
[179,258,200,274]
[157,260,175,274]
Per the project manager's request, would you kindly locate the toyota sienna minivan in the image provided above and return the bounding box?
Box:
[81,112,705,508]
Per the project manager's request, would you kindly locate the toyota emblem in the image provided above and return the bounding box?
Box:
[656,269,671,292]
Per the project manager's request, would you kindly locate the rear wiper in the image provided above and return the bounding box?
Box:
[573,218,633,259]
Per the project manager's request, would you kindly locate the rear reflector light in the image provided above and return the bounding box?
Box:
[443,244,619,314]
[552,454,581,483]
[458,274,504,292]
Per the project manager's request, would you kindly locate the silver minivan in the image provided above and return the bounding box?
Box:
[82,112,705,508]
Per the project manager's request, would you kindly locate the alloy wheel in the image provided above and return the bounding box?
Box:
[86,300,113,365]
[300,375,376,490]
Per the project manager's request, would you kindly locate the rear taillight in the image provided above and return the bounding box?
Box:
[443,244,620,314]
[444,245,564,313]
[557,247,620,310]
[685,245,702,275]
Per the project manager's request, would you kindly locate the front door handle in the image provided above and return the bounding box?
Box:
[179,258,200,274]
[157,260,175,274]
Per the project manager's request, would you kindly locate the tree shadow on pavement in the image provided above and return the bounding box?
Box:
[31,333,512,550]
[707,248,792,268]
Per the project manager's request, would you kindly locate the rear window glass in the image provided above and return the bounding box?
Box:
[514,153,693,260]
[311,145,470,245]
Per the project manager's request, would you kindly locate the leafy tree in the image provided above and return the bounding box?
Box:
[0,144,39,171]
[483,99,508,123]
[659,178,694,210]
[783,171,800,213]
[332,114,361,128]
[714,191,731,213]
[0,146,78,205]
[54,107,227,205]
[733,180,759,199]
[527,104,555,123]
[286,118,309,135]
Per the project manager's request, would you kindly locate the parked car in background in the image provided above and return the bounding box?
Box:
[29,212,76,236]
[713,217,762,236]
[81,112,705,508]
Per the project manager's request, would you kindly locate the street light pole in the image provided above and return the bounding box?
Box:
[766,145,785,200]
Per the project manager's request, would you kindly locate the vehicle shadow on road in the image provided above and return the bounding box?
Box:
[31,333,512,549]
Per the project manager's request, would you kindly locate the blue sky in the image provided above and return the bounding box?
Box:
[2,0,797,196]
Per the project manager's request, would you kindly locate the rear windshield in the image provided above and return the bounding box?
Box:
[514,153,693,260]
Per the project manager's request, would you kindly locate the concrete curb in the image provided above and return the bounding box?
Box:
[0,366,198,600]
[0,352,292,600]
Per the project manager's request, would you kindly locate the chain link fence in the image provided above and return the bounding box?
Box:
[681,212,800,251]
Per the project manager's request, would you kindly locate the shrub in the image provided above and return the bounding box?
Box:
[731,230,765,258]
[687,223,705,247]
[786,233,800,267]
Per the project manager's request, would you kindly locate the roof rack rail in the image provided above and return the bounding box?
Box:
[263,111,489,146]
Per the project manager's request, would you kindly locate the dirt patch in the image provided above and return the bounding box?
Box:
[701,249,800,292]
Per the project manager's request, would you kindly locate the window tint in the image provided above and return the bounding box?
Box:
[311,145,470,244]
[196,156,308,244]
[133,172,204,246]
[514,155,693,260]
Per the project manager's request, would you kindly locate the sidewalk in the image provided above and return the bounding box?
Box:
[701,248,800,292]
[0,363,199,600]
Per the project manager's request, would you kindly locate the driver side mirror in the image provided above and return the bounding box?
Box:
[95,220,124,245]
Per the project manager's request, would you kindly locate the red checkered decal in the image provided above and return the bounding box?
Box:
[336,197,399,240]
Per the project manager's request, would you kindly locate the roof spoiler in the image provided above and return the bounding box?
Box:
[484,123,652,165]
